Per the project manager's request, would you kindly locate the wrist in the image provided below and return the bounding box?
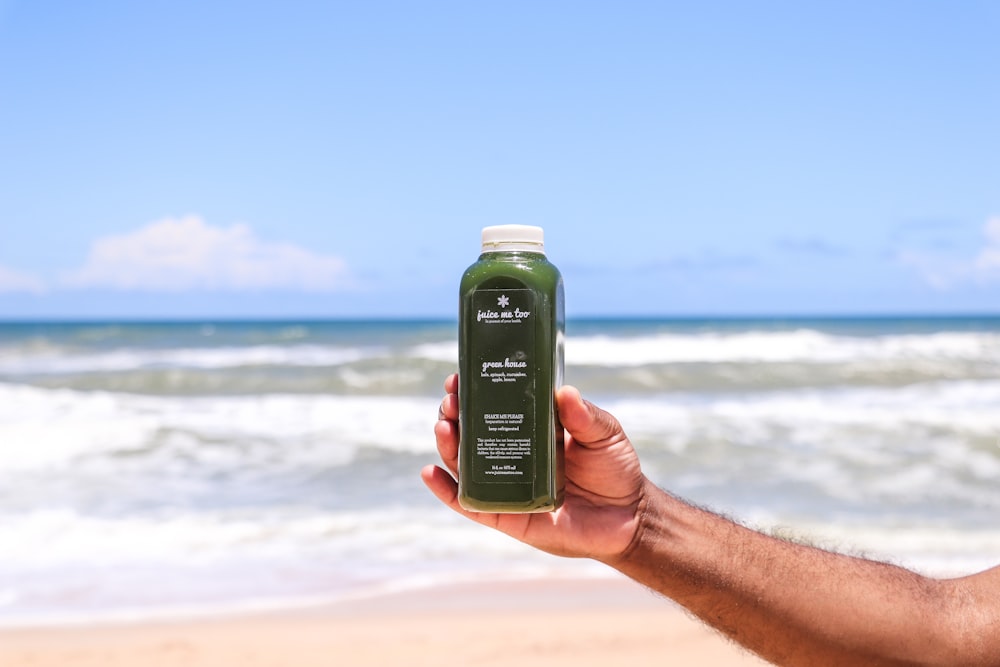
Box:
[597,476,659,570]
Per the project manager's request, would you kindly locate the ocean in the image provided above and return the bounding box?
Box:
[1,316,999,626]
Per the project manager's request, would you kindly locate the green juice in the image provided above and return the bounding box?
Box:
[458,225,565,513]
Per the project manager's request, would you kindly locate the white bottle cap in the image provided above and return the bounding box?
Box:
[481,225,545,254]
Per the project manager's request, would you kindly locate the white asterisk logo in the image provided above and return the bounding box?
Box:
[497,294,510,308]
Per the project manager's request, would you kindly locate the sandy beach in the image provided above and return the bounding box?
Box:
[0,578,770,667]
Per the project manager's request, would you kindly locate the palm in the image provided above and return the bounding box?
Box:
[502,429,644,557]
[423,378,646,562]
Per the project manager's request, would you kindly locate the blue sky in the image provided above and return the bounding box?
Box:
[1,1,998,319]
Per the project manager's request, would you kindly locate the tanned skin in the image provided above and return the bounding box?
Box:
[422,374,1000,667]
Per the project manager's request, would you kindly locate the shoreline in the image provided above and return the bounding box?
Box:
[0,577,770,666]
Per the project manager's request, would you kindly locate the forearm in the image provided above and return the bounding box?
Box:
[604,479,999,667]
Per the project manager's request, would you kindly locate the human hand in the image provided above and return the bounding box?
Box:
[421,374,648,563]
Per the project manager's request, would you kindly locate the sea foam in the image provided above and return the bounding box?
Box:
[0,383,439,472]
[567,329,1000,366]
[1,318,998,626]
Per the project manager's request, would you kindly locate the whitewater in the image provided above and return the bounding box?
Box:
[0,317,998,626]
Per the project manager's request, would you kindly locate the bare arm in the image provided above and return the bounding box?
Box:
[611,481,1000,666]
[422,375,1000,666]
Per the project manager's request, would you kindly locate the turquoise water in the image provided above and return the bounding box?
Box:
[1,316,998,624]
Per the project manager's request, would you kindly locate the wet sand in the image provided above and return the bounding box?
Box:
[0,578,771,666]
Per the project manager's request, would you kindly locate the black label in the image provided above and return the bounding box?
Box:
[469,288,536,484]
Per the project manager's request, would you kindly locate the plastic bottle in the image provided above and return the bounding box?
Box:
[458,224,565,512]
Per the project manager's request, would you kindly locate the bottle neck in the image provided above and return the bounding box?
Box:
[481,242,545,255]
[480,249,546,261]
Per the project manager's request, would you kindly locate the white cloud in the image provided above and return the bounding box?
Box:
[896,250,966,290]
[62,216,350,292]
[899,217,1000,289]
[0,264,46,294]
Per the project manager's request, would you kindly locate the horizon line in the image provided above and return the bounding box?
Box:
[2,311,1000,325]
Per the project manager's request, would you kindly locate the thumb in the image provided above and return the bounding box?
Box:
[556,385,626,449]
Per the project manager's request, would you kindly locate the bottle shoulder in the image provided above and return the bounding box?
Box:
[461,253,562,291]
